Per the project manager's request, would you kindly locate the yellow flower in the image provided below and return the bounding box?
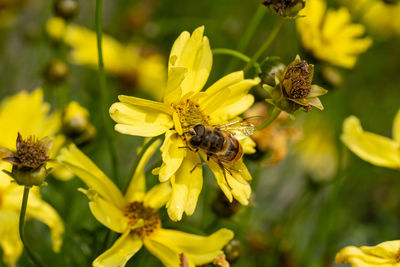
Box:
[0,89,73,180]
[340,0,400,38]
[109,26,259,221]
[296,0,373,69]
[45,17,166,100]
[341,110,400,169]
[0,90,64,266]
[336,240,400,266]
[58,142,234,267]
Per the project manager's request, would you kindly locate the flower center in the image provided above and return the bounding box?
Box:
[283,60,312,99]
[396,248,400,262]
[13,133,49,169]
[173,98,210,131]
[124,201,161,239]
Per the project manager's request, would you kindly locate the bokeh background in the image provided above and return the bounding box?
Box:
[1,0,400,266]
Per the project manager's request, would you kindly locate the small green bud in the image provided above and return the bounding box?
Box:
[262,0,305,18]
[259,57,285,87]
[53,0,79,20]
[11,165,47,186]
[224,239,241,263]
[44,59,69,84]
[212,190,241,218]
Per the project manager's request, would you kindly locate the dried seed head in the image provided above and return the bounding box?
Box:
[262,0,305,17]
[283,59,313,99]
[124,202,161,239]
[2,133,52,186]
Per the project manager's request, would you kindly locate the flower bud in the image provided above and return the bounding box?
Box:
[62,101,96,146]
[262,0,305,18]
[212,190,241,218]
[223,239,241,263]
[53,0,79,20]
[382,0,399,4]
[259,57,285,87]
[44,59,69,84]
[2,133,52,186]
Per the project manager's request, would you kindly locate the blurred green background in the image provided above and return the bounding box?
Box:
[1,0,400,266]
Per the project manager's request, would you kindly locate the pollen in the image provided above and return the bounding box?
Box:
[124,202,161,239]
[173,98,209,130]
[283,60,312,99]
[396,248,400,263]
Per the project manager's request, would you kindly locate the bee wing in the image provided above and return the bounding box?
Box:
[213,117,261,140]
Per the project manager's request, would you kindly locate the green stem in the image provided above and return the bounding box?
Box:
[255,107,281,131]
[95,0,120,185]
[19,186,45,267]
[123,136,160,194]
[243,17,284,74]
[213,48,261,73]
[225,5,267,73]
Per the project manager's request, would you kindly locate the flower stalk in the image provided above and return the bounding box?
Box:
[19,186,45,267]
[255,106,281,131]
[212,48,261,73]
[244,17,284,73]
[95,0,120,185]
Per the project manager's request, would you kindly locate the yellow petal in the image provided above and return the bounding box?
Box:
[2,186,64,253]
[0,210,23,267]
[109,101,172,137]
[208,159,251,205]
[307,97,324,110]
[166,26,212,100]
[0,89,61,149]
[144,182,172,209]
[80,189,128,233]
[125,139,162,203]
[58,144,126,208]
[240,137,256,154]
[393,109,400,144]
[25,189,65,252]
[167,152,203,221]
[143,237,181,267]
[336,240,400,266]
[159,131,186,182]
[93,231,143,267]
[341,116,400,169]
[152,228,234,266]
[164,66,188,104]
[201,74,259,122]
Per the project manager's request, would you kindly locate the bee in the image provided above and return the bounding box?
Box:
[183,117,259,176]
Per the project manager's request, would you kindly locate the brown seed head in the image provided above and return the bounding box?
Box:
[124,201,161,239]
[283,60,313,99]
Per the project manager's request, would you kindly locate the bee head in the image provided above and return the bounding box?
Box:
[187,124,205,148]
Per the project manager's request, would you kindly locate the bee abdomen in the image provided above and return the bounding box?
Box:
[222,137,242,162]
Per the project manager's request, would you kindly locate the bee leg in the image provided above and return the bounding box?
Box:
[178,146,198,152]
[218,161,233,190]
[190,162,207,173]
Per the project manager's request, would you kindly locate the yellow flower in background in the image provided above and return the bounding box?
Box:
[0,89,72,180]
[0,91,65,266]
[295,114,338,182]
[296,0,372,69]
[58,142,234,267]
[109,26,259,221]
[341,110,400,169]
[336,240,400,266]
[46,17,166,100]
[340,0,400,38]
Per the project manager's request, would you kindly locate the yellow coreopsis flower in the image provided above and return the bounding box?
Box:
[109,26,259,221]
[46,17,166,100]
[296,0,373,69]
[341,110,400,169]
[336,240,400,266]
[58,142,234,267]
[340,0,400,38]
[0,90,64,266]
